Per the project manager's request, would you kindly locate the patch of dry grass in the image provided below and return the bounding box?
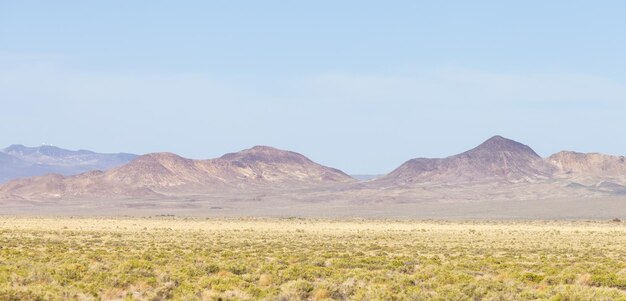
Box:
[0,217,625,300]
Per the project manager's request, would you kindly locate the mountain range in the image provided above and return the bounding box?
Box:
[0,144,137,184]
[1,136,625,218]
[0,146,351,200]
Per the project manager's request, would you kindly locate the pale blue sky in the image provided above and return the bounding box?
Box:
[1,1,626,174]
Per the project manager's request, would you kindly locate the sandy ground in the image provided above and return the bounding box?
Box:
[2,195,625,219]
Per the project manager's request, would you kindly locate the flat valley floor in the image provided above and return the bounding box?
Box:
[1,217,625,300]
[2,195,626,219]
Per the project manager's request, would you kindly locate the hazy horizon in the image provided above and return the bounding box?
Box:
[2,1,626,174]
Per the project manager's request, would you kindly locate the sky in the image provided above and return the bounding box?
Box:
[1,1,626,174]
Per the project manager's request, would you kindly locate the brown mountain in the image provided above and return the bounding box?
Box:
[2,137,626,218]
[548,151,626,176]
[214,146,351,184]
[548,151,626,187]
[378,136,556,185]
[0,146,353,200]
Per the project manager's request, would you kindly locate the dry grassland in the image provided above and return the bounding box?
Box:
[1,217,625,300]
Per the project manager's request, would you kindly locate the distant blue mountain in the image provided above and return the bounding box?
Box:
[0,144,138,183]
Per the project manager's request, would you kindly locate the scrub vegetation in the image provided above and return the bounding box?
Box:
[1,217,625,300]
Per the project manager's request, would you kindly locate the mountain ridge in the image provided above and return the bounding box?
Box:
[2,137,626,206]
[0,144,138,183]
[0,146,354,200]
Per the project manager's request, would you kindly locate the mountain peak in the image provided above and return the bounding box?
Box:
[3,144,26,152]
[127,152,193,169]
[138,152,187,160]
[219,146,312,165]
[250,145,277,150]
[246,145,284,153]
[467,135,539,157]
[380,135,552,184]
[484,135,508,143]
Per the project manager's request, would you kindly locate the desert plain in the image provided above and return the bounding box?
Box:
[1,217,625,300]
